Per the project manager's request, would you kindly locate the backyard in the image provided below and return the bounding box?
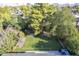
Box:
[15,35,62,52]
[0,3,79,55]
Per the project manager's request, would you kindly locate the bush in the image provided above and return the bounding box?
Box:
[0,27,26,53]
[65,29,79,55]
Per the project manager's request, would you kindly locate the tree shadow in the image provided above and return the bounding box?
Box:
[33,35,63,51]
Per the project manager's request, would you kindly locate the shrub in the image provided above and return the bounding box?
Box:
[0,27,26,53]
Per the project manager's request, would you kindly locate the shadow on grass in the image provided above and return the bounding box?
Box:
[33,35,63,51]
[15,33,63,51]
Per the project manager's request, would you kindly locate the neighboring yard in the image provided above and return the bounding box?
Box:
[15,35,62,52]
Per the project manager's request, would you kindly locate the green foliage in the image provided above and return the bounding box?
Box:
[51,7,79,55]
[19,5,31,16]
[0,3,79,55]
[75,6,79,12]
[0,27,26,53]
[0,6,11,26]
[66,33,79,55]
[29,3,57,35]
[29,8,44,35]
[15,35,62,52]
[51,7,75,37]
[0,29,18,53]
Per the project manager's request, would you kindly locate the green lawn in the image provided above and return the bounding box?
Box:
[15,35,62,52]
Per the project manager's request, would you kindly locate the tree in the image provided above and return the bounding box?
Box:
[33,3,57,33]
[65,30,79,55]
[75,5,79,12]
[0,6,11,27]
[50,7,75,37]
[29,8,44,35]
[51,6,79,55]
[27,3,57,35]
[9,7,26,30]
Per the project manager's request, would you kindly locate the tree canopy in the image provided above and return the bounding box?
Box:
[0,3,79,55]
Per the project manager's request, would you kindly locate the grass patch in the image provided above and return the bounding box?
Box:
[15,35,62,52]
